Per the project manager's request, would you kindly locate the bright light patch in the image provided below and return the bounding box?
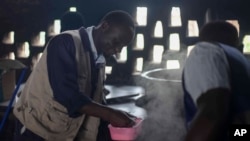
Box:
[169,33,180,51]
[187,20,199,37]
[166,60,180,69]
[48,20,61,36]
[226,20,240,36]
[9,52,15,60]
[136,7,147,26]
[105,66,113,74]
[54,19,61,35]
[39,31,46,46]
[117,46,127,62]
[170,7,182,27]
[243,35,250,54]
[69,7,77,12]
[135,57,143,73]
[134,34,144,50]
[18,42,30,58]
[154,21,163,38]
[152,45,164,63]
[2,31,14,44]
[32,31,46,46]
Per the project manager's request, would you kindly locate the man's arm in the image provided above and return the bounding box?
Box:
[185,88,231,141]
[78,101,136,127]
[47,34,92,117]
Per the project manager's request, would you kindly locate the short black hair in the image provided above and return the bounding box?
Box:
[100,10,135,29]
[199,21,239,47]
[60,11,85,32]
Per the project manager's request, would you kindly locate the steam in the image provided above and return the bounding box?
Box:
[134,49,188,141]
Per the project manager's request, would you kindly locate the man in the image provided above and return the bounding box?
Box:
[13,10,136,141]
[183,21,250,141]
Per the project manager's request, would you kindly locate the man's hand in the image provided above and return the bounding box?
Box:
[108,109,136,127]
[79,102,136,127]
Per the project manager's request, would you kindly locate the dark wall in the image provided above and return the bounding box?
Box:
[1,0,250,41]
[1,0,250,85]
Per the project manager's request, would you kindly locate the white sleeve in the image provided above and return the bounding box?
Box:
[184,42,231,105]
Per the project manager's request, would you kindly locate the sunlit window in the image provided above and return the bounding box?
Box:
[3,52,15,60]
[17,42,30,58]
[134,34,144,50]
[54,20,61,35]
[136,7,147,26]
[48,19,61,36]
[2,31,14,44]
[134,57,143,74]
[243,35,250,54]
[152,45,164,63]
[170,7,182,27]
[31,31,46,47]
[187,20,199,37]
[166,60,180,69]
[117,46,127,62]
[69,7,77,12]
[226,20,240,36]
[8,52,15,60]
[169,33,180,51]
[105,66,113,74]
[187,45,195,57]
[39,31,46,46]
[154,21,163,38]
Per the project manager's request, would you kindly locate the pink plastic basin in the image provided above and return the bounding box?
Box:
[108,118,143,141]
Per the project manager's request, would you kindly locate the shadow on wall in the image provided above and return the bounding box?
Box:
[135,68,186,141]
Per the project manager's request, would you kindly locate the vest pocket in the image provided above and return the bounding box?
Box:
[41,103,73,133]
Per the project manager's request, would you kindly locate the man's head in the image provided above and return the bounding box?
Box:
[60,11,85,32]
[199,21,242,52]
[93,10,135,57]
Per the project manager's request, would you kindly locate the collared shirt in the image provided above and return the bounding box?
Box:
[86,26,106,67]
[47,27,96,117]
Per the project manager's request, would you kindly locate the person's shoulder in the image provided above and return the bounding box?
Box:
[50,32,75,42]
[190,41,226,56]
[195,41,223,51]
[46,33,75,48]
[186,41,229,67]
